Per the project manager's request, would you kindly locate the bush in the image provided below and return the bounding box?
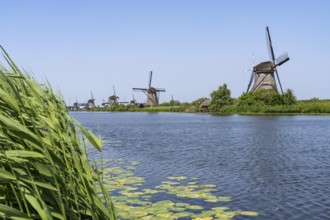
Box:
[209,84,233,111]
[282,89,297,105]
[238,89,296,106]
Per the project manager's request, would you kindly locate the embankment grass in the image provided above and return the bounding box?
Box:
[218,100,330,114]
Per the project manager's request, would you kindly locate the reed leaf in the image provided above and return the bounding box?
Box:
[0,203,31,219]
[5,150,44,158]
[0,169,17,183]
[75,120,102,152]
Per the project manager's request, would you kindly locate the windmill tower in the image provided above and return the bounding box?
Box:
[133,71,166,107]
[108,85,119,104]
[246,26,290,93]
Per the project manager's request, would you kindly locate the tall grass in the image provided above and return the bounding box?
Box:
[0,46,116,219]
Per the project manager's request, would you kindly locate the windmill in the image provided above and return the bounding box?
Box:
[246,26,290,93]
[133,71,166,107]
[130,94,136,104]
[108,85,129,105]
[108,85,119,104]
[87,92,95,109]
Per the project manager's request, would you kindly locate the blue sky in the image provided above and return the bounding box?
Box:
[1,1,330,104]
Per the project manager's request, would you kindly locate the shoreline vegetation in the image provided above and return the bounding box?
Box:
[71,90,330,115]
[0,47,116,219]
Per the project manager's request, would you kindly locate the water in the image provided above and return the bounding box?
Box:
[72,112,330,219]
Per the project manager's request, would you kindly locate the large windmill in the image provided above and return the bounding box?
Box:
[246,26,290,93]
[133,71,166,107]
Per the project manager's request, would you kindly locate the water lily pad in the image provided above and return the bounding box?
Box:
[169,207,186,212]
[187,205,204,210]
[188,182,198,185]
[205,196,232,203]
[156,213,175,219]
[175,202,190,207]
[143,189,160,194]
[167,176,187,181]
[125,166,135,170]
[125,187,139,191]
[131,161,141,166]
[193,217,213,220]
[192,210,215,218]
[152,200,175,209]
[237,211,259,216]
[161,181,181,185]
[216,211,236,218]
[174,212,195,218]
[119,191,144,197]
[211,206,230,211]
[203,184,217,188]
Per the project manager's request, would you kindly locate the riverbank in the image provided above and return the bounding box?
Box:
[71,99,330,114]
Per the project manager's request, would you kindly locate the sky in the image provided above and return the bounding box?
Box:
[1,0,330,105]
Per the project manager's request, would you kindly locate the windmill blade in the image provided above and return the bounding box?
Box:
[274,69,284,94]
[149,71,153,88]
[242,68,252,73]
[246,70,255,92]
[266,26,276,63]
[133,88,148,92]
[113,85,117,96]
[275,52,290,66]
[156,91,160,105]
[156,88,166,92]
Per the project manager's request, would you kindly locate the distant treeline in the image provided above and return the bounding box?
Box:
[76,84,330,114]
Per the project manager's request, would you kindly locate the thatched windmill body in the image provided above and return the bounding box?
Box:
[246,26,290,93]
[133,71,165,107]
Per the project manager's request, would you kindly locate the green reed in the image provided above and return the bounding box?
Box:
[0,46,116,220]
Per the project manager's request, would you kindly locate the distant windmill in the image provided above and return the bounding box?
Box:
[108,85,119,104]
[133,71,166,106]
[246,26,290,93]
[130,94,136,104]
[87,92,95,109]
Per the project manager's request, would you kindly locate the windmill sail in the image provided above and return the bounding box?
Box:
[275,52,290,66]
[149,71,153,88]
[246,70,255,92]
[266,26,276,62]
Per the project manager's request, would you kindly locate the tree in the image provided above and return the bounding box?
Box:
[209,83,233,111]
[282,89,296,105]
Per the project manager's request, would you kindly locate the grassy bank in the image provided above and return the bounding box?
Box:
[216,100,330,114]
[0,47,116,219]
[77,99,330,114]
